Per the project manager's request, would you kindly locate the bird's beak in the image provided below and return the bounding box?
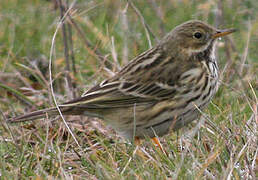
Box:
[212,28,236,39]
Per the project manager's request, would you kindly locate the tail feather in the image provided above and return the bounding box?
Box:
[8,107,60,123]
[8,105,103,123]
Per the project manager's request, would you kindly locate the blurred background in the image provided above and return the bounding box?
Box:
[0,0,257,179]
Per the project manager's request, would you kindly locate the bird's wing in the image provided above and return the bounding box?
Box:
[62,46,182,108]
[61,81,155,108]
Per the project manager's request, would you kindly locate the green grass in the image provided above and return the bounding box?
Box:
[0,0,257,179]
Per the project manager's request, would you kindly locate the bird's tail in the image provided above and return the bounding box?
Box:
[7,103,104,123]
[8,106,70,123]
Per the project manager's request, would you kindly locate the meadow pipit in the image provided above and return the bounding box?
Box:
[9,20,236,142]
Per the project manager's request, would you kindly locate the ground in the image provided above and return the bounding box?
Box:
[0,0,257,179]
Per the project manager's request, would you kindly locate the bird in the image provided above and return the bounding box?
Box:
[8,20,236,144]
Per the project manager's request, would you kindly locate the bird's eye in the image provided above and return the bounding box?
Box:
[193,32,202,39]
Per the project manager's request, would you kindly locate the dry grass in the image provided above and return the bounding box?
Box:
[0,0,257,179]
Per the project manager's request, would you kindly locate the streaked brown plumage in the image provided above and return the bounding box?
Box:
[8,20,236,141]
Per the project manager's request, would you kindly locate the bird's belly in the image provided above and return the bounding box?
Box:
[105,77,218,140]
[135,78,218,138]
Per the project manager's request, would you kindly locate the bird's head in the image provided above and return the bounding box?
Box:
[163,20,236,55]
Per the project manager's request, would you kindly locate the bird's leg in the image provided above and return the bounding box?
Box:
[134,136,168,157]
[134,136,142,146]
[134,136,148,159]
[151,137,168,156]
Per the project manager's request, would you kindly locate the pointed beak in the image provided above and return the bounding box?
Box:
[212,28,237,39]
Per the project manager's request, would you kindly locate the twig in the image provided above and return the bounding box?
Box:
[49,0,81,149]
[225,139,250,180]
[214,0,224,28]
[215,0,232,82]
[251,146,258,178]
[0,82,35,107]
[67,20,77,75]
[128,0,157,48]
[67,15,113,69]
[147,0,165,37]
[57,0,74,98]
[173,137,186,179]
[110,36,120,71]
[239,19,251,75]
[66,0,77,97]
[121,3,129,64]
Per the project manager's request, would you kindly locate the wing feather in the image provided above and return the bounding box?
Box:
[63,44,181,108]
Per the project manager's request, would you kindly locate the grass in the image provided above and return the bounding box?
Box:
[0,0,257,179]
